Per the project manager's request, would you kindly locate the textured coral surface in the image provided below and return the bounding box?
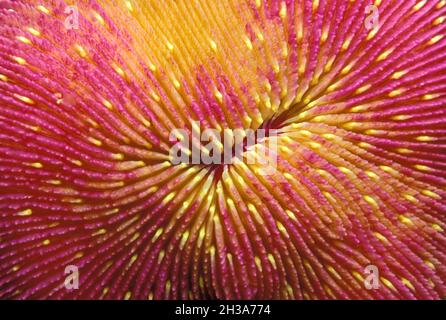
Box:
[0,0,445,299]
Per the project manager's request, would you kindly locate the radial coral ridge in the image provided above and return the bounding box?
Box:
[0,0,445,300]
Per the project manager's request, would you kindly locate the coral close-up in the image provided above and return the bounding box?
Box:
[0,0,445,300]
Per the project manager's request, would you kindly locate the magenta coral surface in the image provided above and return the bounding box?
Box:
[0,0,445,299]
